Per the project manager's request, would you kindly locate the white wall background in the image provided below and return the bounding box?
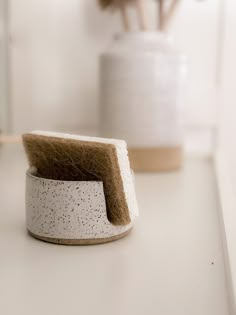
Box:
[8,0,221,134]
[219,0,236,185]
[0,0,9,132]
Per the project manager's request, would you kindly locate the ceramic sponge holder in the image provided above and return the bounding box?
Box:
[26,170,134,245]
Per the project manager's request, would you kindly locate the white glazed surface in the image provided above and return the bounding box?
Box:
[26,171,133,240]
[100,33,186,147]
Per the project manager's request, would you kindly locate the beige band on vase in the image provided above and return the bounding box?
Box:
[128,146,183,172]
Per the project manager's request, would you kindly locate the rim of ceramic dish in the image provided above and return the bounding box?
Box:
[26,168,103,184]
[114,31,174,43]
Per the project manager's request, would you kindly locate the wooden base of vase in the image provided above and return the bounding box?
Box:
[28,228,132,245]
[128,146,183,172]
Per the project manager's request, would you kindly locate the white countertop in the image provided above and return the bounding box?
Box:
[0,144,229,315]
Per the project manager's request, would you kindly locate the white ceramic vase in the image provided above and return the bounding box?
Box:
[99,32,187,171]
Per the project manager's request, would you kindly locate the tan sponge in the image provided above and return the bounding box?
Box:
[22,131,138,226]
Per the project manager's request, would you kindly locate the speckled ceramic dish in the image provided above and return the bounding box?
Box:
[26,170,134,245]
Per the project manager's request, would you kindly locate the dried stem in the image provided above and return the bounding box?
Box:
[158,0,164,31]
[163,0,181,30]
[98,0,132,32]
[120,2,130,31]
[136,0,148,31]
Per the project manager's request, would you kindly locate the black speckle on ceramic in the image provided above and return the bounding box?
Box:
[26,171,133,240]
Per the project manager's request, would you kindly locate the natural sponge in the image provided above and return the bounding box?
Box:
[22,131,138,226]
